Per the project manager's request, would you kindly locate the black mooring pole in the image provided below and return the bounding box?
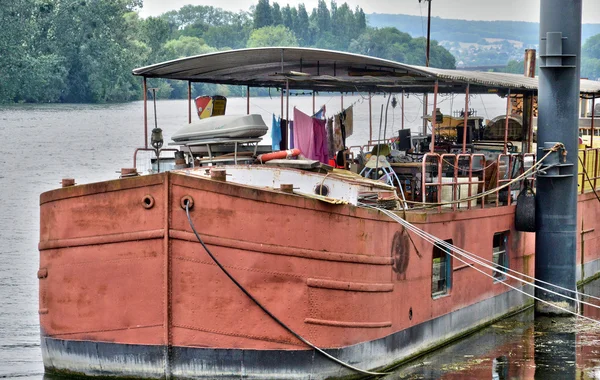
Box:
[535,0,582,315]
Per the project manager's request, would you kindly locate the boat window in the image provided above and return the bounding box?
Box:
[432,239,453,297]
[493,231,509,281]
[492,356,508,380]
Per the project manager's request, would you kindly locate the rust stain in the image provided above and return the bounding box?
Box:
[391,228,410,279]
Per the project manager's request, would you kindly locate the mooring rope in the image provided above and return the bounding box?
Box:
[368,206,600,325]
[185,202,389,377]
[376,207,600,305]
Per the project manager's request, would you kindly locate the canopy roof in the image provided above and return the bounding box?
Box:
[133,47,600,95]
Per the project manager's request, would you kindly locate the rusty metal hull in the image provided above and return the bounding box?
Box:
[41,286,530,379]
[38,171,600,378]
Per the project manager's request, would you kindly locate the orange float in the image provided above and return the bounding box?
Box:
[257,148,300,163]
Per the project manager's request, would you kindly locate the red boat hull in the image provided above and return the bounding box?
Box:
[38,171,600,378]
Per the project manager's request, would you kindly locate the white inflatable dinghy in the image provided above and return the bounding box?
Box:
[171,114,268,142]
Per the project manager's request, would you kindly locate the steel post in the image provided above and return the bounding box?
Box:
[431,81,438,153]
[188,81,192,124]
[143,77,148,149]
[535,0,582,315]
[246,86,250,115]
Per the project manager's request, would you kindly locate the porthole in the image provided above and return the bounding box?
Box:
[142,195,155,209]
[180,195,194,210]
[314,184,330,196]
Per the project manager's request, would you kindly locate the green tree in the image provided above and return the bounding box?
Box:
[583,34,600,60]
[349,27,455,68]
[582,34,600,80]
[296,4,310,45]
[247,25,298,48]
[282,5,294,31]
[271,2,282,26]
[253,0,272,29]
[582,58,600,81]
[203,12,252,49]
[163,36,217,59]
[355,6,366,31]
[316,0,330,33]
[140,16,171,61]
[0,0,34,101]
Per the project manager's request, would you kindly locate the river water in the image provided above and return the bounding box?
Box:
[1,96,599,379]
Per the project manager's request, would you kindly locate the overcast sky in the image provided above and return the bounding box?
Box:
[138,0,600,24]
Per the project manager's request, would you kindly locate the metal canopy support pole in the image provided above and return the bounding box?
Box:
[426,0,431,67]
[312,91,315,115]
[286,80,290,122]
[188,81,192,124]
[368,92,373,143]
[535,0,582,316]
[280,87,284,119]
[401,90,405,130]
[431,80,438,153]
[423,94,428,136]
[462,84,470,153]
[527,93,535,153]
[341,93,344,110]
[591,95,596,147]
[246,86,250,115]
[143,77,148,149]
[504,89,511,154]
[422,0,432,138]
[285,79,290,150]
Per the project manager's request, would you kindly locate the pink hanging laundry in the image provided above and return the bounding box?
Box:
[313,118,329,164]
[293,108,315,159]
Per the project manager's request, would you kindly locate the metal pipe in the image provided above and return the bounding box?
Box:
[591,95,596,148]
[535,0,582,316]
[426,0,431,67]
[527,93,535,153]
[246,86,250,115]
[431,81,438,153]
[524,49,537,78]
[401,90,405,130]
[383,92,392,145]
[143,77,148,149]
[285,79,289,149]
[152,89,158,131]
[341,93,344,109]
[368,93,373,142]
[462,84,470,153]
[188,81,192,124]
[504,89,511,154]
[524,50,536,153]
[375,102,387,176]
[312,91,315,115]
[423,94,428,136]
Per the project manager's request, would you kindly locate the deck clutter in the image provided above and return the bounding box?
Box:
[38,45,600,379]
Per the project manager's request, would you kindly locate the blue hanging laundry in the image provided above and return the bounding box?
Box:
[271,114,281,150]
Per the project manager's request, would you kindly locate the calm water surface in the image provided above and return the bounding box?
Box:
[1,96,599,379]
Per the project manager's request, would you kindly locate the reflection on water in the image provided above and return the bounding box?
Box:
[389,283,600,380]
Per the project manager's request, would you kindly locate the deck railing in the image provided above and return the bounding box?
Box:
[421,153,536,210]
[579,148,600,193]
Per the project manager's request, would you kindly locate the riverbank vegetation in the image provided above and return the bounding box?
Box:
[4,1,600,104]
[0,0,455,104]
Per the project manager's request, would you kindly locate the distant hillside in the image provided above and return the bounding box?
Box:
[367,13,600,67]
[368,14,536,44]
